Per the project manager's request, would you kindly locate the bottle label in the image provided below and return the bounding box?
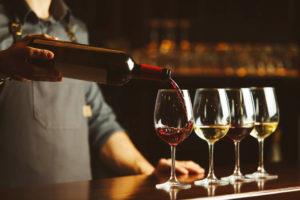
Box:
[54,62,107,84]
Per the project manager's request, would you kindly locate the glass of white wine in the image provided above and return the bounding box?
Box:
[246,87,279,180]
[193,88,231,186]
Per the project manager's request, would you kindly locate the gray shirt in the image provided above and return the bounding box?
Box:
[0,0,123,188]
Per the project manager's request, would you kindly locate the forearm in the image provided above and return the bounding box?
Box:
[99,131,155,176]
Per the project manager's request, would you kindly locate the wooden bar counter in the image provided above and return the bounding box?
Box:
[1,165,300,200]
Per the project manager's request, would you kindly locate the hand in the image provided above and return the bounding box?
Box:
[154,158,205,175]
[0,34,62,82]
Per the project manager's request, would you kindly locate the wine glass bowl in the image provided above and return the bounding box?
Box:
[221,88,256,183]
[193,88,231,186]
[246,87,279,180]
[154,89,194,189]
[250,122,279,140]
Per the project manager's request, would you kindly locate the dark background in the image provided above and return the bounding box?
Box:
[66,0,300,46]
[64,0,300,176]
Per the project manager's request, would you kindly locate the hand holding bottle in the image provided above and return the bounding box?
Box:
[0,34,62,82]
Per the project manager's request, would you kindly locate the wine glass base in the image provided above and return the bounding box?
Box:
[156,181,191,190]
[194,178,229,187]
[245,171,278,180]
[221,174,255,183]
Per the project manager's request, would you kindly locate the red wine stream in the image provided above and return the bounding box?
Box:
[169,78,188,115]
[171,77,193,135]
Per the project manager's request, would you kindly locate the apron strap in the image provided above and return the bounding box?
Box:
[3,2,23,43]
[62,20,77,43]
[10,22,23,42]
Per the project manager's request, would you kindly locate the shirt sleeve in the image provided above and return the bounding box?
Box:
[85,82,124,152]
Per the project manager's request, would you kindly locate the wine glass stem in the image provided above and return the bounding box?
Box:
[207,143,216,179]
[170,145,177,182]
[258,139,265,173]
[233,141,241,175]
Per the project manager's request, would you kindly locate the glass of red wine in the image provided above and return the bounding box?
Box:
[154,89,194,190]
[193,88,231,186]
[221,88,255,183]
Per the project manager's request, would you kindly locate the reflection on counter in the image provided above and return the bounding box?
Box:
[160,187,182,200]
[133,19,299,78]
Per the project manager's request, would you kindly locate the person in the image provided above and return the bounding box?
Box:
[0,0,204,188]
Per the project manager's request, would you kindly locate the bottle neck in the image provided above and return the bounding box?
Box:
[134,64,171,81]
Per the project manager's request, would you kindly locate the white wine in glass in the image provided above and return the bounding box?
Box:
[194,125,230,143]
[193,88,231,186]
[251,122,279,139]
[246,87,279,180]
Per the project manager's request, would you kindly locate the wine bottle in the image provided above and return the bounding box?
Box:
[28,38,171,85]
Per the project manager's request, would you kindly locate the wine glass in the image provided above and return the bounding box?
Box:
[221,88,255,183]
[154,89,194,189]
[193,88,231,186]
[246,87,279,180]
